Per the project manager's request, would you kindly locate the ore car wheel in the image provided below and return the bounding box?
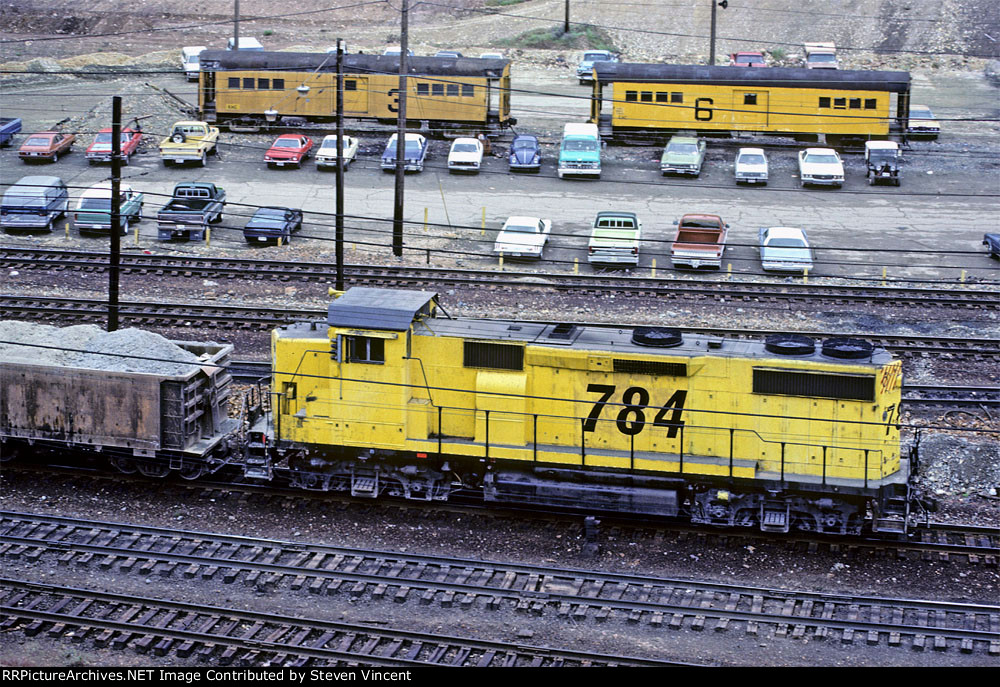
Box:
[0,443,21,463]
[137,461,171,478]
[178,463,207,480]
[109,456,138,474]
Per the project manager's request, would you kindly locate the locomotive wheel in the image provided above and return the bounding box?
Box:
[109,456,138,474]
[178,463,207,480]
[137,461,171,478]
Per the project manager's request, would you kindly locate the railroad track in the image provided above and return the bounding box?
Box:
[2,512,998,656]
[0,580,683,667]
[3,247,997,310]
[3,294,998,360]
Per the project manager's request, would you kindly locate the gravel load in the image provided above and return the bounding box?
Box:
[0,320,204,376]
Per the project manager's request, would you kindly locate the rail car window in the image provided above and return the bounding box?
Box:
[273,78,284,90]
[641,91,653,102]
[656,92,669,103]
[447,84,459,96]
[432,84,445,96]
[849,98,861,109]
[462,84,474,97]
[625,91,638,102]
[865,98,877,109]
[752,369,875,402]
[744,93,758,105]
[417,83,429,95]
[671,93,683,103]
[258,78,270,89]
[243,78,255,89]
[228,77,240,89]
[463,341,524,371]
[819,97,831,108]
[346,336,385,364]
[345,80,357,91]
[833,97,846,109]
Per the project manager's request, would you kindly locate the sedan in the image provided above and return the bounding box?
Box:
[758,227,814,273]
[447,137,483,173]
[660,136,705,176]
[508,134,541,171]
[494,216,551,260]
[86,127,142,166]
[315,135,358,169]
[734,147,768,185]
[19,131,75,163]
[797,148,844,188]
[435,50,463,58]
[243,206,303,244]
[265,134,314,168]
[907,104,940,138]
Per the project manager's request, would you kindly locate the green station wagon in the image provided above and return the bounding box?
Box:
[73,182,144,235]
[660,135,706,176]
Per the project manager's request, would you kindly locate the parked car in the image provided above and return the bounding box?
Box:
[734,147,768,185]
[18,131,75,163]
[984,233,1000,259]
[508,134,541,172]
[315,135,358,169]
[804,42,838,69]
[382,46,414,57]
[865,141,901,186]
[156,182,226,241]
[73,182,144,235]
[479,52,504,60]
[159,121,219,167]
[576,50,617,84]
[86,127,143,166]
[1,176,69,232]
[758,227,814,273]
[265,134,314,168]
[434,50,463,58]
[798,148,844,187]
[381,133,429,172]
[729,51,766,67]
[447,137,484,173]
[0,117,22,147]
[588,212,642,266]
[494,216,551,260]
[661,136,705,176]
[907,105,940,138]
[558,123,601,178]
[243,207,303,245]
[181,46,206,80]
[670,214,729,269]
[227,36,263,51]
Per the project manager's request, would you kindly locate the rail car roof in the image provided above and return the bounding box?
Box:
[198,50,509,78]
[594,63,910,92]
[327,287,437,331]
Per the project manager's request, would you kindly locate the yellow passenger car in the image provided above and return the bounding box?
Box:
[196,50,513,133]
[590,63,912,140]
[257,288,911,534]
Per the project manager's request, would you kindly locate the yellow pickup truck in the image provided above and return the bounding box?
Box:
[159,121,219,167]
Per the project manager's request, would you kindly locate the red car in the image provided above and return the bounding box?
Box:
[86,127,143,165]
[729,51,767,67]
[18,131,75,163]
[264,134,314,168]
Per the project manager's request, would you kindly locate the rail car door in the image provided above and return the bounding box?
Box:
[732,90,769,130]
[342,76,369,116]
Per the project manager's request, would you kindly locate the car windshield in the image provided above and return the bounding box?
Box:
[668,143,698,154]
[255,208,288,219]
[910,109,934,119]
[79,198,115,210]
[273,139,299,148]
[805,153,839,164]
[739,154,766,165]
[452,143,478,153]
[768,238,806,248]
[869,151,897,162]
[809,53,836,63]
[564,140,596,151]
[25,137,51,146]
[513,139,535,150]
[5,192,45,206]
[504,223,537,233]
[584,52,609,62]
[744,55,764,64]
[94,133,130,144]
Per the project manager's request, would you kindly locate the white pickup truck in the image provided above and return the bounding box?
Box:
[587,212,641,266]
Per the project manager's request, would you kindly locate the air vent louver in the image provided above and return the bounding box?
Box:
[631,327,683,348]
[821,337,873,360]
[765,334,816,356]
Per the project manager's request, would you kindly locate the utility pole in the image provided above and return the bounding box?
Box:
[108,96,122,331]
[234,0,240,50]
[392,0,408,258]
[564,0,570,34]
[709,0,727,66]
[335,39,345,290]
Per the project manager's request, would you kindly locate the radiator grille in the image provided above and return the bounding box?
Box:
[464,341,524,371]
[613,359,688,376]
[753,369,875,402]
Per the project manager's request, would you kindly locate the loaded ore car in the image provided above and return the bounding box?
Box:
[0,323,238,478]
[590,63,912,141]
[196,50,514,134]
[248,287,914,535]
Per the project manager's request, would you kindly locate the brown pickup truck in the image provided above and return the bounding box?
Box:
[670,213,729,269]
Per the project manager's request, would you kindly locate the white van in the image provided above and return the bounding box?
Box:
[181,46,206,80]
[227,37,264,51]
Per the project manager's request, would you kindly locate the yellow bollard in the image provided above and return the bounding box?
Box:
[481,207,486,236]
[803,267,809,284]
[424,207,428,233]
[206,226,210,248]
[727,263,732,281]
[352,243,356,252]
[277,236,283,247]
[499,254,504,271]
[65,221,70,239]
[134,222,139,246]
[651,258,656,279]
[573,257,579,275]
[882,266,887,287]
[961,269,967,284]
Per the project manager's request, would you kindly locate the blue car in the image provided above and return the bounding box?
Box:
[508,134,541,172]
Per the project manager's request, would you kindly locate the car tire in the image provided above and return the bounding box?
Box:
[52,151,58,163]
[163,159,171,167]
[198,151,207,167]
[212,213,223,224]
[122,152,130,166]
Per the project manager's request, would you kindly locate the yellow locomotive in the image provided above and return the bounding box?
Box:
[590,63,912,141]
[196,50,513,133]
[251,288,913,535]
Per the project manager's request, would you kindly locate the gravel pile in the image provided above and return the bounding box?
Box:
[0,320,203,376]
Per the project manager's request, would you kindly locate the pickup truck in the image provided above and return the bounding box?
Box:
[86,127,142,165]
[804,42,838,69]
[381,133,428,172]
[159,121,219,167]
[243,207,303,244]
[0,117,22,147]
[73,182,144,235]
[156,182,226,241]
[984,233,1000,259]
[729,51,766,67]
[588,211,642,266]
[670,214,729,269]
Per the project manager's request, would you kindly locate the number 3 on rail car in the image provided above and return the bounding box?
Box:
[584,383,687,437]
